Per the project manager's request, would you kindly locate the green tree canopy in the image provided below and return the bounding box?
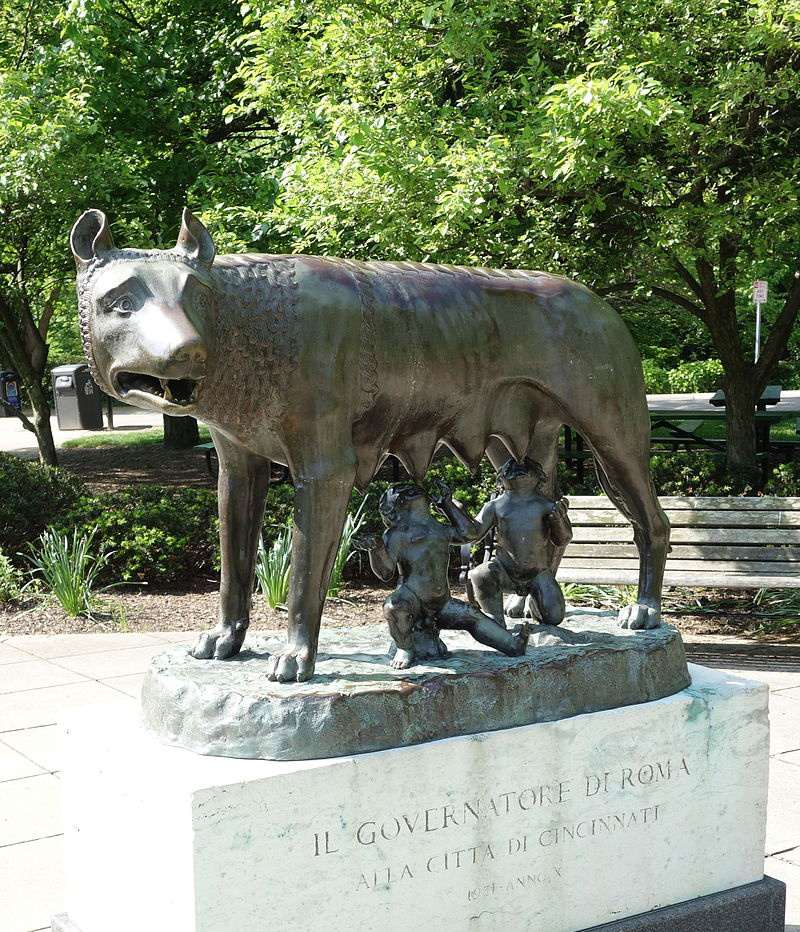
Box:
[0,0,267,460]
[233,0,800,473]
[2,0,798,476]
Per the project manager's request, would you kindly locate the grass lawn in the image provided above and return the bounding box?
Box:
[651,416,798,441]
[63,425,212,450]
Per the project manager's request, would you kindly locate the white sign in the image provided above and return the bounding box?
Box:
[752,280,768,303]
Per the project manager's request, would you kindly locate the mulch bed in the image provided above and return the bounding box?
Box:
[2,583,798,643]
[0,583,389,637]
[57,444,214,491]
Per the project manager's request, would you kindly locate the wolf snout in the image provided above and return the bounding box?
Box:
[171,339,207,370]
[144,307,208,376]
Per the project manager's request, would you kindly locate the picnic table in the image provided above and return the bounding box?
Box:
[563,389,800,477]
[648,387,800,453]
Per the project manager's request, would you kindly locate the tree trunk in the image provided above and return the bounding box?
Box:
[723,377,758,486]
[163,414,200,449]
[28,381,58,466]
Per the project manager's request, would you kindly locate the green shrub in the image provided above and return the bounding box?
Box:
[667,360,724,394]
[425,457,498,513]
[262,483,294,544]
[0,548,22,603]
[0,453,86,554]
[255,527,292,609]
[764,463,800,496]
[57,485,219,584]
[641,359,671,394]
[24,527,114,617]
[648,451,756,495]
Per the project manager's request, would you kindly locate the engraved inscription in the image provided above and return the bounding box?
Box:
[304,756,692,898]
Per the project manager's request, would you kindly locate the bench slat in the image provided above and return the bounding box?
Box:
[566,495,800,511]
[568,509,800,528]
[570,526,800,544]
[560,558,800,576]
[564,543,800,562]
[557,568,800,588]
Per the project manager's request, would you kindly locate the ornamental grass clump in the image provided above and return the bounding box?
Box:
[256,527,292,609]
[328,496,369,598]
[25,526,115,617]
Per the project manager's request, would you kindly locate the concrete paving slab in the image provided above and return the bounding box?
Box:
[2,725,63,775]
[0,643,33,666]
[0,740,46,781]
[780,686,800,702]
[780,847,800,867]
[769,693,800,756]
[101,672,145,698]
[6,631,164,660]
[149,630,197,644]
[0,835,64,932]
[51,644,166,679]
[0,660,88,696]
[717,666,800,692]
[0,773,61,847]
[0,680,135,733]
[0,405,161,457]
[766,758,800,857]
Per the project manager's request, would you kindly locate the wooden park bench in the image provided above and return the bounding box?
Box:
[558,495,800,590]
[195,440,217,477]
[194,440,292,484]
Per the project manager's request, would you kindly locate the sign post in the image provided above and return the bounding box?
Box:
[752,280,768,362]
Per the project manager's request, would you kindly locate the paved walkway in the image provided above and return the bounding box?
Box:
[0,406,161,458]
[0,633,798,931]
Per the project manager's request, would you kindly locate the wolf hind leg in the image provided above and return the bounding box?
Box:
[591,446,670,629]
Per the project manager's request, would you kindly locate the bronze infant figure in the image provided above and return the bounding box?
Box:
[354,484,529,668]
[70,208,669,683]
[469,457,573,627]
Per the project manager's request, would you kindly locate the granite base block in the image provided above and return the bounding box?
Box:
[588,875,786,931]
[52,876,787,932]
[55,664,770,932]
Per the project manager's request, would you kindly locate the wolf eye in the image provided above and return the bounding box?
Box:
[113,295,135,314]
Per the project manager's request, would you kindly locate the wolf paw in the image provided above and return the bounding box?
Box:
[190,621,247,660]
[618,604,661,630]
[266,644,315,682]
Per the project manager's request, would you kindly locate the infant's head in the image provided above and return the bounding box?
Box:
[379,484,429,526]
[498,457,547,492]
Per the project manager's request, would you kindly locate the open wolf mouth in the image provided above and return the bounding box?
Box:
[116,372,202,407]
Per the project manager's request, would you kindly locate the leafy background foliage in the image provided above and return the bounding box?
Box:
[1,0,799,473]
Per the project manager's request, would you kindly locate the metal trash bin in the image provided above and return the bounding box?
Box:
[51,364,104,430]
[0,370,21,417]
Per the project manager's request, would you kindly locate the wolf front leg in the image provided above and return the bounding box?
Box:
[266,464,356,683]
[192,432,271,660]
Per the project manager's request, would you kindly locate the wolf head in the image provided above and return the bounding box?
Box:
[70,208,217,416]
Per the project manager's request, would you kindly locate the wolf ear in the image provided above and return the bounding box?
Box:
[70,209,115,268]
[175,208,215,266]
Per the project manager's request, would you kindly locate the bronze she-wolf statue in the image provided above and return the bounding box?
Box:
[70,208,670,683]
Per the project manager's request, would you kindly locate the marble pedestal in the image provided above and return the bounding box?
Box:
[54,664,774,932]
